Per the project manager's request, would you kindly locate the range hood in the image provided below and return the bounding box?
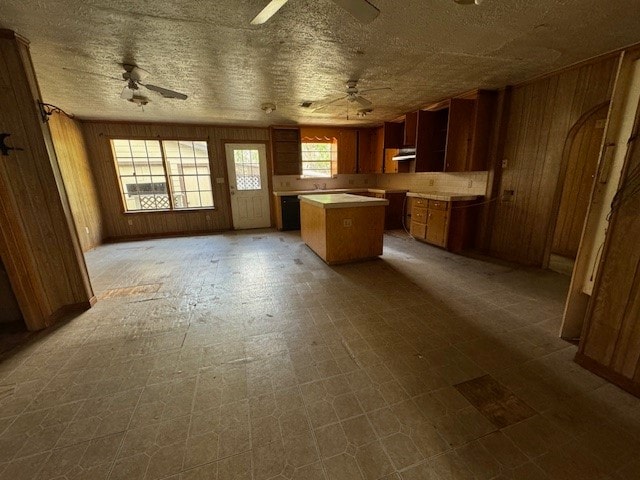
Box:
[392,148,416,161]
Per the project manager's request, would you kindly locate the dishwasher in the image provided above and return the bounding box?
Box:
[280,195,301,230]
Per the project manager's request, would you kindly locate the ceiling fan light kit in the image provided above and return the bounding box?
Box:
[261,102,277,114]
[119,63,188,105]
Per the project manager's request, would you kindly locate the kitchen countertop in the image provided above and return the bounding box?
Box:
[273,188,407,197]
[406,191,481,202]
[298,193,389,209]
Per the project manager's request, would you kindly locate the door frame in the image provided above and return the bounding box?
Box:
[220,140,274,229]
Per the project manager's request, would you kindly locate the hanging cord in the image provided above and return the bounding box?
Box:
[608,133,640,220]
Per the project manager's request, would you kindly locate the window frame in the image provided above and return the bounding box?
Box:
[109,137,216,214]
[300,136,338,179]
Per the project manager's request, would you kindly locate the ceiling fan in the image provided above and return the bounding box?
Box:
[251,0,379,25]
[314,80,390,113]
[120,64,188,105]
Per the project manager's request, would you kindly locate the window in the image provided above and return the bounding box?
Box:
[301,138,337,178]
[233,149,262,190]
[111,139,214,212]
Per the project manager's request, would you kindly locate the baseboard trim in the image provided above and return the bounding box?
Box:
[103,229,230,244]
[575,352,640,398]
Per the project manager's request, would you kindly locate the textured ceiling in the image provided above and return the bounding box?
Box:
[2,0,640,126]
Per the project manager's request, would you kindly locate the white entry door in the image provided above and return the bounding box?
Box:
[225,143,271,229]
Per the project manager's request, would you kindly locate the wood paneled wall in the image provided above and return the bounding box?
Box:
[50,113,103,252]
[81,121,269,240]
[576,100,640,396]
[488,56,619,265]
[0,30,94,330]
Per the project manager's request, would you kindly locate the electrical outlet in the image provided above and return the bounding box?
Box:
[468,179,473,188]
[502,159,508,169]
[127,219,133,226]
[502,190,515,203]
[343,219,353,227]
[428,179,435,187]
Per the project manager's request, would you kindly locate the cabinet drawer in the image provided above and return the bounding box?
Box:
[429,200,449,211]
[410,221,427,239]
[413,198,429,208]
[411,206,428,223]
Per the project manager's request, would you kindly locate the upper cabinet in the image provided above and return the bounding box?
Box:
[403,111,418,147]
[357,128,383,174]
[337,129,357,174]
[383,122,404,149]
[415,90,497,173]
[271,127,302,175]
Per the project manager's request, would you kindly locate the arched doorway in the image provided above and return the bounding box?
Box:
[548,103,610,274]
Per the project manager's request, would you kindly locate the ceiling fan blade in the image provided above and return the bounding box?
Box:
[354,95,373,109]
[142,84,188,100]
[313,95,349,111]
[251,0,290,25]
[331,0,380,23]
[63,67,122,82]
[359,87,392,94]
[120,86,134,100]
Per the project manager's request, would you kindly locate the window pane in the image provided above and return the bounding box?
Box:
[163,141,214,209]
[233,149,261,191]
[301,141,336,178]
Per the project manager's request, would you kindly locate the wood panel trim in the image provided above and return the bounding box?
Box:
[479,87,512,251]
[575,352,640,398]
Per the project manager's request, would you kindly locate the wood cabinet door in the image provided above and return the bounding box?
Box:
[373,126,385,173]
[404,111,418,147]
[444,99,475,172]
[415,110,448,172]
[468,90,496,171]
[337,129,357,174]
[426,208,448,247]
[410,221,427,239]
[383,122,404,148]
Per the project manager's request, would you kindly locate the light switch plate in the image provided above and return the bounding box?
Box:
[343,219,353,227]
[216,177,225,184]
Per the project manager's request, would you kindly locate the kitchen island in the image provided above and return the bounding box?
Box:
[299,193,389,265]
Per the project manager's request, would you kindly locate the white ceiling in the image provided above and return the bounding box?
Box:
[2,0,640,126]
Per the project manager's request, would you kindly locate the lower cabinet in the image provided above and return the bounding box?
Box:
[359,191,406,230]
[410,198,476,252]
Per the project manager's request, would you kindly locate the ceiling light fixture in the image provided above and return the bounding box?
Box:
[261,103,276,114]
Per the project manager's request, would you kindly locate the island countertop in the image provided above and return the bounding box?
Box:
[273,188,407,197]
[298,193,389,209]
[406,191,481,202]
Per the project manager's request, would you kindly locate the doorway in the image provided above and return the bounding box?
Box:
[224,143,271,229]
[548,103,609,275]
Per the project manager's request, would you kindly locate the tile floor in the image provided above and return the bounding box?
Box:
[1,230,640,479]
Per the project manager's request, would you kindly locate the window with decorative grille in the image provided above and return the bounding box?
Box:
[300,139,337,178]
[111,139,214,212]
